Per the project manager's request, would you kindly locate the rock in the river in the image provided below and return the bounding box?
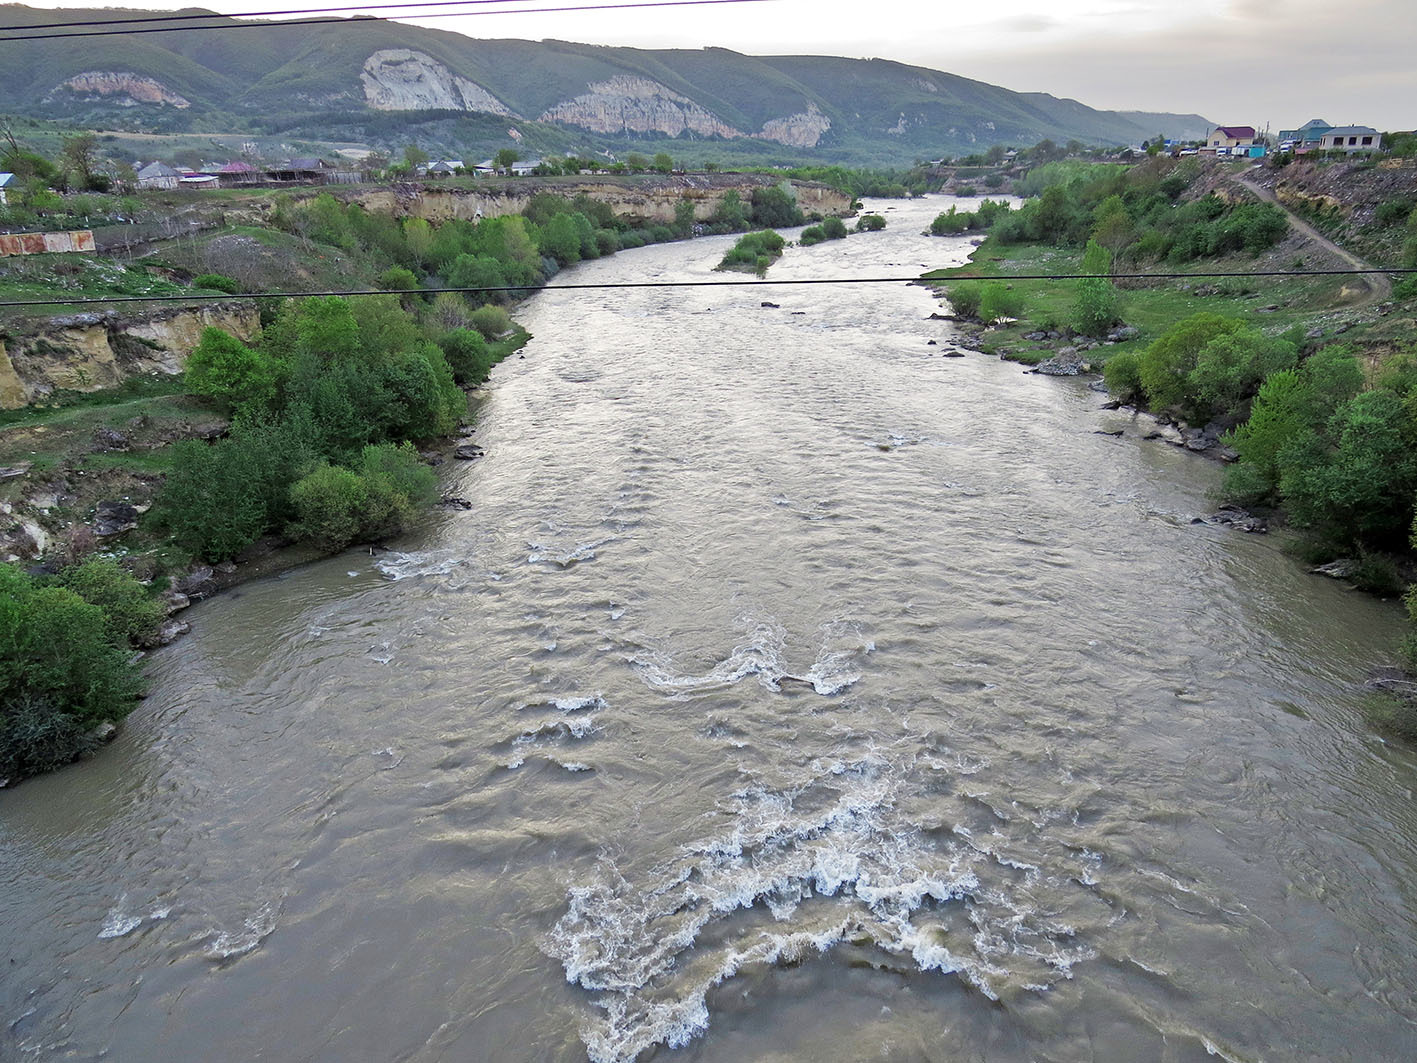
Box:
[162,589,191,614]
[454,443,485,460]
[1034,348,1086,376]
[1197,505,1268,533]
[1311,558,1360,580]
[88,721,117,744]
[157,618,191,645]
[439,495,473,509]
[94,500,140,537]
[760,301,780,309]
[174,564,216,598]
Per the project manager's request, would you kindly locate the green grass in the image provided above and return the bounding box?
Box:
[923,237,1358,360]
[0,387,215,473]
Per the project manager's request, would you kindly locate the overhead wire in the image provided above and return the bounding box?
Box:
[0,268,1410,309]
[0,0,777,41]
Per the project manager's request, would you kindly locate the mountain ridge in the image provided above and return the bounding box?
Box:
[0,6,1213,164]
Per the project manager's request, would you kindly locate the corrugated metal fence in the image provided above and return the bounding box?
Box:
[0,231,97,256]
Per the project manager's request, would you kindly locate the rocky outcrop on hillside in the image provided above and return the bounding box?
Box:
[351,174,852,228]
[539,76,742,138]
[50,71,190,108]
[756,103,832,148]
[0,303,259,409]
[360,49,512,115]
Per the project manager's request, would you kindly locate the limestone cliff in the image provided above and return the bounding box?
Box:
[0,303,260,409]
[756,104,832,148]
[51,71,190,109]
[539,76,743,139]
[360,49,512,115]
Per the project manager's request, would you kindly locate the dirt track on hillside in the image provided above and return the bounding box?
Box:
[1235,174,1392,304]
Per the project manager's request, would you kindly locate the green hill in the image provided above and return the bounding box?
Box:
[0,5,1212,165]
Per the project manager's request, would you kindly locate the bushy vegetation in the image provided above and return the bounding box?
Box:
[799,217,847,247]
[1,562,153,782]
[159,295,480,561]
[855,214,887,232]
[982,160,1289,265]
[929,200,1011,236]
[718,230,786,275]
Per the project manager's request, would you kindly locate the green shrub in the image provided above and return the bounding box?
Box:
[183,327,278,415]
[978,283,1024,324]
[56,558,165,648]
[1,564,145,781]
[192,273,241,294]
[1103,351,1144,403]
[1073,239,1120,337]
[947,282,982,319]
[1138,314,1246,413]
[1374,198,1415,227]
[821,217,848,240]
[440,328,493,385]
[468,304,512,340]
[377,267,419,293]
[1187,329,1298,421]
[855,214,886,232]
[930,208,972,235]
[799,225,826,246]
[287,463,369,551]
[749,186,804,228]
[718,230,786,274]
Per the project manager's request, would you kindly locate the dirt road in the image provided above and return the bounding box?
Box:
[1236,173,1392,303]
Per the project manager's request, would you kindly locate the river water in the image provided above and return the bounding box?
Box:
[4,196,1417,1062]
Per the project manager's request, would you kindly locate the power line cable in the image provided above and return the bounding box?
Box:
[4,0,551,33]
[0,0,776,42]
[0,268,1410,308]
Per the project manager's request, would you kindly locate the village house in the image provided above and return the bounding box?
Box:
[427,159,465,177]
[1278,119,1331,154]
[1318,126,1383,153]
[136,161,181,190]
[1204,125,1258,155]
[0,172,13,206]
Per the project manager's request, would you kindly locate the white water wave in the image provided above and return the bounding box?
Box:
[205,900,281,961]
[98,898,171,940]
[373,549,467,581]
[545,755,1096,1063]
[628,616,871,698]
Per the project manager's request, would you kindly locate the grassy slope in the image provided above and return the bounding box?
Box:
[923,237,1373,365]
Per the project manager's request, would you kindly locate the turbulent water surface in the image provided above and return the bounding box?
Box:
[5,197,1417,1062]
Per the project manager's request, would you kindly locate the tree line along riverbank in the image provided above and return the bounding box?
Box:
[0,180,854,785]
[924,156,1417,737]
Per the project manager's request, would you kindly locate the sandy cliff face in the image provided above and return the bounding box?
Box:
[360,50,512,115]
[352,176,853,228]
[539,77,743,138]
[52,72,190,108]
[0,304,260,409]
[756,104,832,148]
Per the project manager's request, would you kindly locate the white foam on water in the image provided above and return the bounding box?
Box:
[98,902,142,940]
[373,550,465,581]
[546,754,1095,1063]
[98,899,172,940]
[205,900,280,961]
[527,535,617,569]
[629,616,871,699]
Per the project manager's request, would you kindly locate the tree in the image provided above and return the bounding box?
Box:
[61,133,102,190]
[494,148,520,175]
[184,327,278,414]
[653,152,674,174]
[403,144,429,170]
[625,153,648,172]
[1138,313,1245,412]
[1073,240,1120,337]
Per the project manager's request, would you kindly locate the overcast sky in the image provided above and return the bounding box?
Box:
[17,0,1417,130]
